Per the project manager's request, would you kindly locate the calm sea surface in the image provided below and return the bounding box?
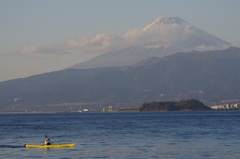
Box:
[0,112,240,159]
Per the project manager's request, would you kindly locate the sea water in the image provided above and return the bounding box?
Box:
[0,112,240,159]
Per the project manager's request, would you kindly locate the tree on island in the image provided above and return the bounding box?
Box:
[140,99,212,112]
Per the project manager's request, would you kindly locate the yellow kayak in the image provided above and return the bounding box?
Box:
[24,143,75,148]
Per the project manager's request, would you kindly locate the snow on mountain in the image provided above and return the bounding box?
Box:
[143,17,187,32]
[69,17,232,69]
[142,17,231,51]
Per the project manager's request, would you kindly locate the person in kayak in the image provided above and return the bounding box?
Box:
[44,137,51,145]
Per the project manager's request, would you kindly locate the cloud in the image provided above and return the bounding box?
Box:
[28,31,151,56]
[195,45,219,51]
[65,34,123,54]
[22,45,39,54]
[21,26,172,57]
[21,21,229,57]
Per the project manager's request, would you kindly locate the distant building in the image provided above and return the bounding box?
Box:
[83,109,89,112]
[211,105,226,110]
[234,103,240,109]
[108,106,113,112]
[211,103,240,110]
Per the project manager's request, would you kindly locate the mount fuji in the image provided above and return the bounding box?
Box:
[0,17,237,111]
[73,17,231,69]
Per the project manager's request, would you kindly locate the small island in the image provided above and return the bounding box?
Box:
[140,99,212,112]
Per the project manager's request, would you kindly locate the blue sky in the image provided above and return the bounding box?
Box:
[0,0,240,81]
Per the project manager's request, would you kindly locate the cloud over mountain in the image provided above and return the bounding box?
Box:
[22,17,231,57]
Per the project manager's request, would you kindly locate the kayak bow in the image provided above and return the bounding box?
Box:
[24,143,75,148]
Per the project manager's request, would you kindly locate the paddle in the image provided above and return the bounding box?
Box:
[45,135,53,144]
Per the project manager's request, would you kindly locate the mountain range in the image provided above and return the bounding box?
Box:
[0,17,238,112]
[0,46,240,112]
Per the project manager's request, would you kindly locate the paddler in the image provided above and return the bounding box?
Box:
[44,137,51,145]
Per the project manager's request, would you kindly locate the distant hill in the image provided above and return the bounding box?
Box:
[140,99,212,112]
[0,47,240,111]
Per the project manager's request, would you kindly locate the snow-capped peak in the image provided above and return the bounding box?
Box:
[154,17,186,25]
[143,17,188,32]
[70,16,232,70]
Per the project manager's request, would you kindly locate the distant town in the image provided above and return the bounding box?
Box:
[2,99,240,113]
[211,103,240,110]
